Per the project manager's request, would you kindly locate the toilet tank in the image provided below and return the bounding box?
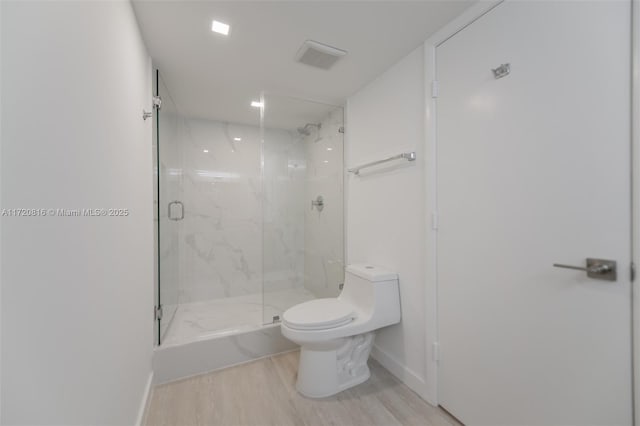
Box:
[339,264,401,326]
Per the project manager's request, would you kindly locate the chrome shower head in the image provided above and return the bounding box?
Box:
[297,123,321,138]
[297,126,311,136]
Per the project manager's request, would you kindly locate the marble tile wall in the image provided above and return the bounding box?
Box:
[178,118,307,306]
[261,127,308,323]
[303,108,345,298]
[262,128,306,297]
[158,104,344,329]
[179,119,263,303]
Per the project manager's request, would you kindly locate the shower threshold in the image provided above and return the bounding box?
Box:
[162,287,315,346]
[153,288,315,384]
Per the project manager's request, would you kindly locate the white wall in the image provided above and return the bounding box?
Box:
[1,1,154,424]
[346,47,428,398]
[0,0,4,420]
[633,0,640,419]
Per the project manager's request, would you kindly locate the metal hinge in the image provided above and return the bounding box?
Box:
[152,95,162,110]
[631,262,636,282]
[433,342,440,362]
[492,63,511,79]
[154,305,163,321]
[431,80,439,98]
[431,211,438,230]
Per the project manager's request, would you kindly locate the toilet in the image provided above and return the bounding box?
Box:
[281,264,401,398]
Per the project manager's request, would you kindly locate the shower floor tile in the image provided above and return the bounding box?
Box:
[161,287,315,346]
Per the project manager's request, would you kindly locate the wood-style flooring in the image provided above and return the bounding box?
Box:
[144,351,460,426]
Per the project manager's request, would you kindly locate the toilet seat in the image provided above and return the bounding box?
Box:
[283,298,356,330]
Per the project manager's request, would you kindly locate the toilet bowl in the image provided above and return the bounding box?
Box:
[281,264,401,398]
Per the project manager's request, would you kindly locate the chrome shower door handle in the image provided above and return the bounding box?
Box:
[168,201,184,221]
[553,258,616,281]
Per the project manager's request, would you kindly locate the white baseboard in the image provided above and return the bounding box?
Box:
[370,345,432,403]
[135,371,154,426]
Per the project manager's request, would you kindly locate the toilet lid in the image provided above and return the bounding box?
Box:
[283,298,356,330]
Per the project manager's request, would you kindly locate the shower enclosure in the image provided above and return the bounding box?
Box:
[153,71,345,346]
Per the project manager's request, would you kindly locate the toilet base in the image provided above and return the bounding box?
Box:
[295,332,375,398]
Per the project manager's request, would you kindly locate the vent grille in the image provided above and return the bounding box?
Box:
[295,40,347,70]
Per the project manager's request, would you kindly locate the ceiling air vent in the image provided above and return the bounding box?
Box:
[295,40,347,70]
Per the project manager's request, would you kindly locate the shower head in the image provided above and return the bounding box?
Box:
[297,123,321,137]
[297,126,311,136]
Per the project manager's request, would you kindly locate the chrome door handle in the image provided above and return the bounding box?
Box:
[553,258,616,281]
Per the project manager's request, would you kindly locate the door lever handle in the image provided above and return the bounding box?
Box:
[552,258,616,281]
[553,263,612,274]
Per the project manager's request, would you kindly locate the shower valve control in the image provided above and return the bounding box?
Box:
[311,195,324,212]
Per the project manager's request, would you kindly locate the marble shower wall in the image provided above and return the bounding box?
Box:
[179,119,263,302]
[303,108,345,298]
[262,129,306,294]
[178,118,306,304]
[161,102,344,316]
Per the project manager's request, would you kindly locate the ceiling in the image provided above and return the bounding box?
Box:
[132,1,473,129]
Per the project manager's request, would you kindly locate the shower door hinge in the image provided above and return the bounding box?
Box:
[152,95,162,110]
[431,211,439,230]
[631,262,636,282]
[431,80,439,98]
[432,342,440,362]
[154,305,163,321]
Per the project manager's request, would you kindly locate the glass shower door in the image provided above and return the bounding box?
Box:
[155,71,183,344]
[261,94,345,324]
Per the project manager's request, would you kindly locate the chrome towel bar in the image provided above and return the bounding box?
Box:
[347,152,416,175]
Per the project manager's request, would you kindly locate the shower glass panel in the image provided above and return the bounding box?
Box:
[155,71,183,344]
[262,95,345,324]
[154,74,345,345]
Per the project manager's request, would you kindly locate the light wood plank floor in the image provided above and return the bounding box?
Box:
[144,351,461,426]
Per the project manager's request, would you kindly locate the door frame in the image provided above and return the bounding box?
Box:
[422,0,640,421]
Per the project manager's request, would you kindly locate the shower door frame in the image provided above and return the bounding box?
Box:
[154,69,182,345]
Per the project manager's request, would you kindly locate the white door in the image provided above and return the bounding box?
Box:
[436,1,632,425]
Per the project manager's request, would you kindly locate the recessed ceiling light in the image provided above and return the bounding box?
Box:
[211,20,230,35]
[233,137,242,141]
[327,147,333,151]
[323,160,329,163]
[251,101,263,108]
[203,149,209,153]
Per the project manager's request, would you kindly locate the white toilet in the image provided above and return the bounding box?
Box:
[281,264,401,398]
